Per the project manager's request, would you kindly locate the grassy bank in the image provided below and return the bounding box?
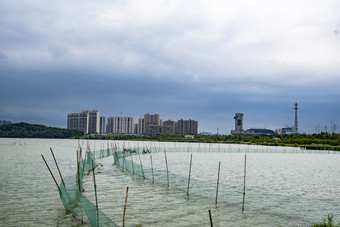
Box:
[81,132,340,151]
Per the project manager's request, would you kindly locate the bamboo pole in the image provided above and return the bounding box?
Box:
[81,149,87,175]
[209,210,213,227]
[187,154,193,196]
[150,155,154,184]
[123,186,129,227]
[215,161,221,205]
[79,146,84,177]
[164,149,169,188]
[50,148,66,188]
[123,154,127,170]
[92,159,99,225]
[138,151,145,178]
[130,152,135,175]
[242,154,247,212]
[41,155,60,191]
[77,148,81,192]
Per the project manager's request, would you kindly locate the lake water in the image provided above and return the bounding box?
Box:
[0,138,339,226]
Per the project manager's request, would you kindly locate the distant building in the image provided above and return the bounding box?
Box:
[200,132,212,135]
[99,116,106,134]
[67,113,80,131]
[136,113,199,136]
[280,127,295,134]
[134,123,138,135]
[163,120,176,134]
[67,111,89,134]
[175,119,198,135]
[78,111,90,134]
[231,113,244,135]
[144,113,161,135]
[244,128,274,135]
[231,113,274,135]
[0,120,12,126]
[147,125,175,136]
[67,110,100,134]
[137,118,144,135]
[88,110,100,134]
[107,116,134,134]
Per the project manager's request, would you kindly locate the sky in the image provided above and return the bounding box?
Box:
[1,0,340,134]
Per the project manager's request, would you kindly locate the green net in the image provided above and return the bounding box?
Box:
[57,147,119,227]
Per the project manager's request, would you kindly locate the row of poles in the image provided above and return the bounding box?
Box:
[163,151,248,226]
[120,146,248,211]
[208,154,247,227]
[122,148,248,227]
[103,141,250,226]
[43,140,248,227]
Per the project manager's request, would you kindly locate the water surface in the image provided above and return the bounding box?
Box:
[0,138,339,226]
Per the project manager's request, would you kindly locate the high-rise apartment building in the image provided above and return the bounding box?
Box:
[107,116,134,134]
[175,119,198,135]
[137,118,145,135]
[67,110,100,134]
[144,113,160,135]
[67,113,79,131]
[99,116,106,135]
[163,120,176,134]
[78,111,90,134]
[88,110,100,134]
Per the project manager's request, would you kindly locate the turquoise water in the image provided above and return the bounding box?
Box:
[0,138,339,226]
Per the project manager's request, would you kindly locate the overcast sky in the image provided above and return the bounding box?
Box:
[1,0,339,134]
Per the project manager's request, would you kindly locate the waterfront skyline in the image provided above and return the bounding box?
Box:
[1,0,339,133]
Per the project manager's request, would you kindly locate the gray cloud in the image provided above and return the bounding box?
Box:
[0,0,339,133]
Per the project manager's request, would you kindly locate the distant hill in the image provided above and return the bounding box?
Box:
[0,122,83,138]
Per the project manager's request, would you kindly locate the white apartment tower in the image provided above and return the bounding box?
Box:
[67,110,100,134]
[99,116,106,135]
[107,116,134,134]
[88,110,100,134]
[137,118,145,135]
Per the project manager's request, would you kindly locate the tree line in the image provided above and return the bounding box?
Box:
[84,132,340,150]
[0,122,83,138]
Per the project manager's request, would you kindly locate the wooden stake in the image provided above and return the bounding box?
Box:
[41,155,60,191]
[130,152,135,174]
[92,159,99,225]
[187,154,193,196]
[164,149,169,188]
[123,186,129,227]
[209,210,213,227]
[242,154,247,212]
[215,161,221,205]
[77,149,81,192]
[123,154,127,170]
[81,149,87,175]
[138,151,145,178]
[50,148,66,188]
[150,155,154,184]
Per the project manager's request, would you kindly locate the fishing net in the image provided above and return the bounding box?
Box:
[57,148,119,227]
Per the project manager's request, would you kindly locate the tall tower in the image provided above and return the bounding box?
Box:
[231,113,244,135]
[294,102,298,133]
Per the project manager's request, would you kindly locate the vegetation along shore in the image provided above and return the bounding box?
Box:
[1,122,339,151]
